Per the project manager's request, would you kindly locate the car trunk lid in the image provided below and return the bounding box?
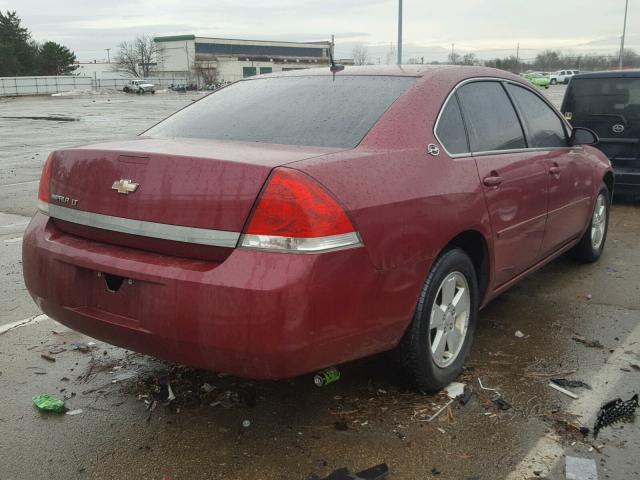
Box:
[46,137,344,261]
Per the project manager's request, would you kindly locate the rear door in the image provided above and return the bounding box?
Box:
[456,81,549,285]
[505,83,592,255]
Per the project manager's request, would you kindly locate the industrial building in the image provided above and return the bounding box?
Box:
[153,35,334,84]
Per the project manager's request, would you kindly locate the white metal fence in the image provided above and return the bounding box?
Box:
[0,76,189,97]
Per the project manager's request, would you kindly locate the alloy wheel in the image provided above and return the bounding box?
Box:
[428,271,470,368]
[591,193,607,250]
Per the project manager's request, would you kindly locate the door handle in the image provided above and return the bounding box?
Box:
[483,175,503,187]
[549,164,561,176]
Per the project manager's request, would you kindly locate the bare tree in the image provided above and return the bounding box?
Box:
[462,53,477,65]
[114,35,160,77]
[195,61,218,85]
[352,44,369,66]
[447,51,461,65]
[385,43,396,65]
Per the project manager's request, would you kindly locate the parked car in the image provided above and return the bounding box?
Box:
[550,70,580,85]
[562,70,640,196]
[123,79,155,94]
[24,66,612,392]
[524,72,550,89]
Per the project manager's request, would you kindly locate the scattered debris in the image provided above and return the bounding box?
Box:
[565,455,597,480]
[594,394,638,438]
[445,382,465,399]
[549,382,579,399]
[459,389,473,406]
[40,354,56,362]
[515,330,525,338]
[201,383,215,393]
[551,379,592,390]
[242,419,251,428]
[426,398,456,422]
[312,463,388,480]
[334,420,349,431]
[32,394,65,413]
[493,398,512,411]
[314,367,341,387]
[572,334,604,349]
[70,342,95,353]
[478,377,501,398]
[543,410,590,437]
[65,409,83,416]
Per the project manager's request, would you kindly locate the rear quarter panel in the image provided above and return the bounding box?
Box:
[292,71,494,272]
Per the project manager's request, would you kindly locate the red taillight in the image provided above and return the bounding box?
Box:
[241,168,361,253]
[37,153,54,212]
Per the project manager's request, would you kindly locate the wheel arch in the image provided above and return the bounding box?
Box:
[443,230,490,305]
[603,171,614,202]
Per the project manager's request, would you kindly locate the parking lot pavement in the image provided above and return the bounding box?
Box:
[1,86,639,480]
[0,91,199,326]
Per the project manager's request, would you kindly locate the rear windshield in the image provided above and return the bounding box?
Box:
[145,75,415,148]
[563,77,640,122]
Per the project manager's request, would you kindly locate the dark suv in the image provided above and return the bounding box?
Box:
[562,70,640,195]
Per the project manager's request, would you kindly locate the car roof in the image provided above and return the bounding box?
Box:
[250,64,525,84]
[573,70,640,79]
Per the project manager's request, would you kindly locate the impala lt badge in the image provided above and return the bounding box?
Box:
[112,179,139,194]
[51,193,79,207]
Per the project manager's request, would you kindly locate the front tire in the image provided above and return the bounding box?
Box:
[399,248,479,392]
[570,184,610,263]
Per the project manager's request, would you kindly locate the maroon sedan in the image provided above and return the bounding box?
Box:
[23,66,612,391]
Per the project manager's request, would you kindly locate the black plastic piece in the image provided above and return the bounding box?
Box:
[318,463,389,480]
[594,394,638,438]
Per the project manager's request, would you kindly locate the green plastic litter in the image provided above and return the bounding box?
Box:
[32,394,65,413]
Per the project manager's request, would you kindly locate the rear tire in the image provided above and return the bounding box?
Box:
[399,248,478,392]
[570,184,610,263]
[550,78,557,85]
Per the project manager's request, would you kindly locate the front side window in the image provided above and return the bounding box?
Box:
[435,95,469,155]
[506,84,567,148]
[456,81,526,153]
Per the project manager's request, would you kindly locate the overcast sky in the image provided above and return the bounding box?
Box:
[2,0,636,62]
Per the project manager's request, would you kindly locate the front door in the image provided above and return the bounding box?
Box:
[456,80,549,286]
[504,82,592,255]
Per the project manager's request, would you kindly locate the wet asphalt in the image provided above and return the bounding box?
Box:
[0,85,639,480]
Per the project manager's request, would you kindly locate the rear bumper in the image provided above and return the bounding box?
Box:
[23,213,422,379]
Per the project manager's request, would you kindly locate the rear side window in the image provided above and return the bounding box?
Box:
[435,95,469,155]
[506,84,567,148]
[457,81,526,153]
[146,76,415,148]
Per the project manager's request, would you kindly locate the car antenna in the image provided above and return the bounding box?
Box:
[328,46,344,80]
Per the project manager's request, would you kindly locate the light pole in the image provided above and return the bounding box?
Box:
[619,0,629,69]
[397,0,403,65]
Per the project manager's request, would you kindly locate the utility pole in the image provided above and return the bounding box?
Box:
[619,0,629,69]
[516,42,520,73]
[331,34,334,65]
[397,0,403,65]
[451,43,455,64]
[105,48,111,63]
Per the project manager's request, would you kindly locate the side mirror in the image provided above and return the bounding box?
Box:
[570,127,599,146]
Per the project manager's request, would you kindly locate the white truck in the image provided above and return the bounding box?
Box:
[549,70,580,85]
[123,79,155,94]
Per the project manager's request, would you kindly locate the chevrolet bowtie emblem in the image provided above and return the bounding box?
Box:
[112,179,139,194]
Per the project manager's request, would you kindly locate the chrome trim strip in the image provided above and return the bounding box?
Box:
[46,204,240,248]
[433,76,573,159]
[239,232,362,254]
